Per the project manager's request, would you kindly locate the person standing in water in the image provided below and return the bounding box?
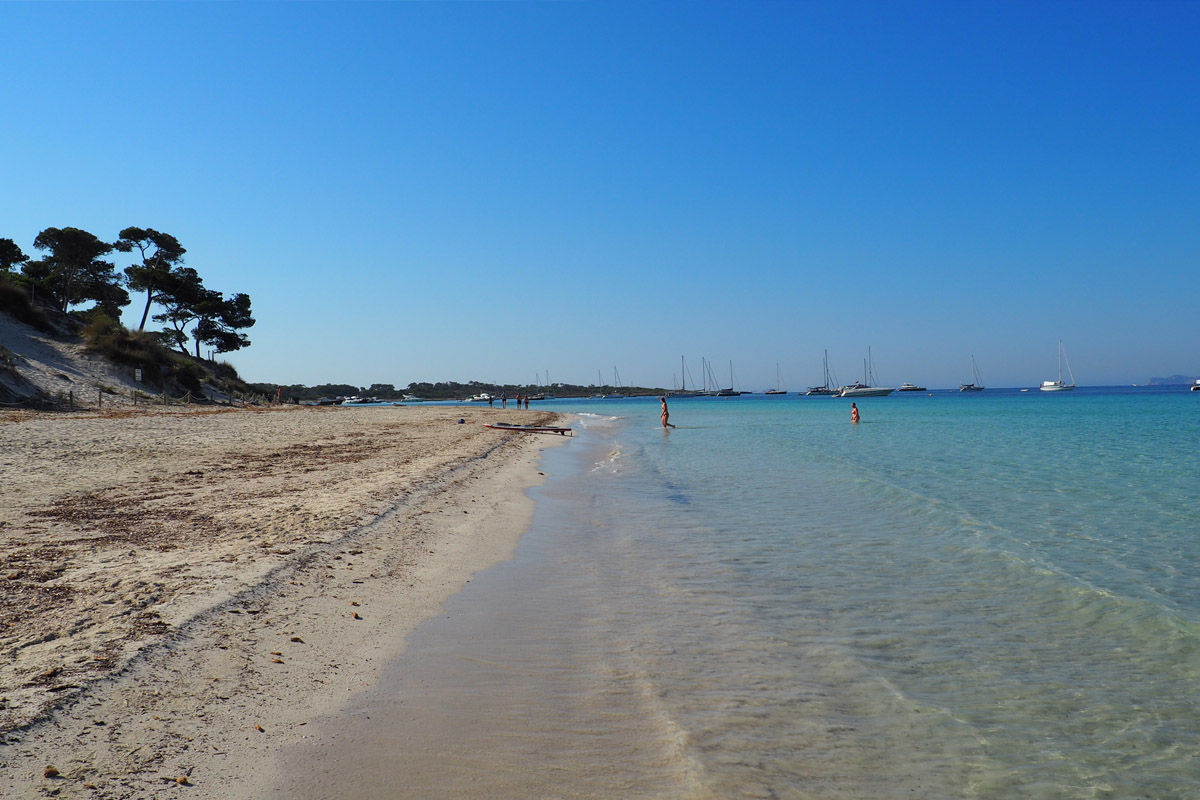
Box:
[660,397,676,428]
[850,402,860,424]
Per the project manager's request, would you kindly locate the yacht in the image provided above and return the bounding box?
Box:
[960,355,985,392]
[1039,341,1076,392]
[837,348,894,398]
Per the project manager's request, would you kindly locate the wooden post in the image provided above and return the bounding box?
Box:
[98,390,102,409]
[69,391,74,409]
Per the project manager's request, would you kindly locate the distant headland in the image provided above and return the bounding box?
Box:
[1147,375,1199,386]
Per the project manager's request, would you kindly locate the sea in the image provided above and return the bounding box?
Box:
[297,387,1200,799]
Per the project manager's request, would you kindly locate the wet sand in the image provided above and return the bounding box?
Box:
[0,403,566,797]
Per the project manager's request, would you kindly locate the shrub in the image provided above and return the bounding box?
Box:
[81,315,172,385]
[0,276,53,332]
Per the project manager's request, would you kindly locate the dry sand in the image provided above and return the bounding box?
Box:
[0,403,568,798]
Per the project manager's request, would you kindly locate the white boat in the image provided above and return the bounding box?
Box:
[806,350,837,395]
[960,355,984,392]
[699,357,739,396]
[838,382,895,398]
[1191,379,1200,392]
[1039,341,1076,392]
[668,356,702,398]
[838,348,894,397]
[897,382,926,392]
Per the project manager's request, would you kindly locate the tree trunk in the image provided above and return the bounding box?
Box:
[60,267,75,312]
[139,291,153,332]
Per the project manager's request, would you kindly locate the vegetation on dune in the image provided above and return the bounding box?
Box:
[78,314,242,396]
[0,274,54,334]
[1,224,257,406]
[1,227,254,359]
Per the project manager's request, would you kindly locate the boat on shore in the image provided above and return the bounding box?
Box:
[960,355,985,392]
[1040,341,1076,392]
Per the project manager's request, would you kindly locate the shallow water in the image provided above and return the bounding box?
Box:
[285,388,1200,798]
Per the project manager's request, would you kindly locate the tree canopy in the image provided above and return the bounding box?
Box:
[0,238,28,273]
[5,225,254,361]
[115,227,187,332]
[30,227,115,313]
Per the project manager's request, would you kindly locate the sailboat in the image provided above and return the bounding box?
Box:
[960,355,985,392]
[668,356,701,398]
[610,367,626,398]
[838,348,894,397]
[715,360,743,396]
[765,363,788,395]
[1039,341,1076,392]
[806,350,837,395]
[590,370,607,398]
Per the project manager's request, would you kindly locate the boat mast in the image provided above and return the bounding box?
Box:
[1060,340,1075,386]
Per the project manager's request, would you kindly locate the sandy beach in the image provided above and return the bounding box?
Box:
[0,403,567,798]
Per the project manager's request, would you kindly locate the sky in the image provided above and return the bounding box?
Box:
[1,0,1196,390]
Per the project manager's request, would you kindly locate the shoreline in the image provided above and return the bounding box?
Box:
[0,404,568,797]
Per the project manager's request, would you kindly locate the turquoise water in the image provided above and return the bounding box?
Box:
[295,388,1200,799]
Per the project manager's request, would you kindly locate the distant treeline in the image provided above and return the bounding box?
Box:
[1,227,253,359]
[250,380,668,402]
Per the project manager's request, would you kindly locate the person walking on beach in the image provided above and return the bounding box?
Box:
[850,402,860,424]
[660,397,675,428]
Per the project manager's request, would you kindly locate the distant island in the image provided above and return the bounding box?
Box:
[1147,375,1199,386]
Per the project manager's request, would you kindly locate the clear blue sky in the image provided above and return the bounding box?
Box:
[2,1,1196,389]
